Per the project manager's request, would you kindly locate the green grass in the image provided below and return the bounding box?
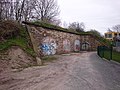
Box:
[0,26,36,57]
[0,37,25,50]
[103,50,111,60]
[112,51,120,63]
[102,50,120,63]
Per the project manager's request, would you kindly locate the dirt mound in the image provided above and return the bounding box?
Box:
[0,46,36,73]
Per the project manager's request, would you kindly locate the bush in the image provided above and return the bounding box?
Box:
[0,22,36,57]
[0,20,20,40]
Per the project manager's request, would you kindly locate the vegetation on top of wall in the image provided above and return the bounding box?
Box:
[86,30,111,46]
[22,21,111,46]
[22,21,91,35]
[92,34,111,46]
[0,21,36,57]
[33,21,68,30]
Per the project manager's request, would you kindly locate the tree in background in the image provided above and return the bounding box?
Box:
[112,25,120,32]
[0,0,60,24]
[63,21,68,28]
[107,28,113,32]
[87,29,102,37]
[0,0,15,20]
[32,0,60,23]
[68,22,85,32]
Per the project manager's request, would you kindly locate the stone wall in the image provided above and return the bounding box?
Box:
[26,25,101,56]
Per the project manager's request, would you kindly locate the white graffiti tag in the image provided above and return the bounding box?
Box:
[41,37,57,55]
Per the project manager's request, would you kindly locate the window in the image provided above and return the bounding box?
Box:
[105,34,107,38]
[108,34,112,38]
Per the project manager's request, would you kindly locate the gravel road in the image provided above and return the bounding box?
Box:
[0,52,120,90]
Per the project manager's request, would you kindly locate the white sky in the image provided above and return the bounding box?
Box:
[57,0,120,34]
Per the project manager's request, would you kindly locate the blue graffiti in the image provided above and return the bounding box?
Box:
[41,43,56,55]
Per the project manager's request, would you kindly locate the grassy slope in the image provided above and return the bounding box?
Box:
[0,26,36,57]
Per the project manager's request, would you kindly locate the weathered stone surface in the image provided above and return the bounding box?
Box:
[36,57,42,65]
[27,25,101,56]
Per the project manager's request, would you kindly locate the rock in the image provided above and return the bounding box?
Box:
[36,57,42,65]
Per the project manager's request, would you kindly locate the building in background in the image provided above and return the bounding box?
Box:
[104,31,120,41]
[113,33,120,52]
[105,31,120,52]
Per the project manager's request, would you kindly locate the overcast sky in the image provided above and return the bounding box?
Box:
[57,0,120,34]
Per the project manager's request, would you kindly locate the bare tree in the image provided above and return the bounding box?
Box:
[112,25,120,32]
[0,0,4,20]
[22,0,34,21]
[0,0,10,20]
[0,0,16,20]
[32,0,59,23]
[14,0,26,22]
[107,28,113,32]
[68,22,85,32]
[0,0,60,23]
[63,21,68,28]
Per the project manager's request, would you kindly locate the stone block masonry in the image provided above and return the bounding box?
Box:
[24,22,101,56]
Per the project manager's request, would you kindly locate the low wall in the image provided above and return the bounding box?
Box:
[26,24,101,56]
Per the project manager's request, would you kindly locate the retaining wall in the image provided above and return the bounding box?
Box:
[26,24,101,56]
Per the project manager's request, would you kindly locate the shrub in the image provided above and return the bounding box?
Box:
[0,20,20,40]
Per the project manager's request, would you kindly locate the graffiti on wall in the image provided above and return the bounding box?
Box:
[81,42,89,51]
[41,37,57,55]
[74,40,80,51]
[63,39,71,52]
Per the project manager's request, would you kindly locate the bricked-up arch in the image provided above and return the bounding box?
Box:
[63,39,71,53]
[74,40,80,52]
[81,42,90,51]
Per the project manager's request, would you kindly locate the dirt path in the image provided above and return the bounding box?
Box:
[0,52,120,90]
